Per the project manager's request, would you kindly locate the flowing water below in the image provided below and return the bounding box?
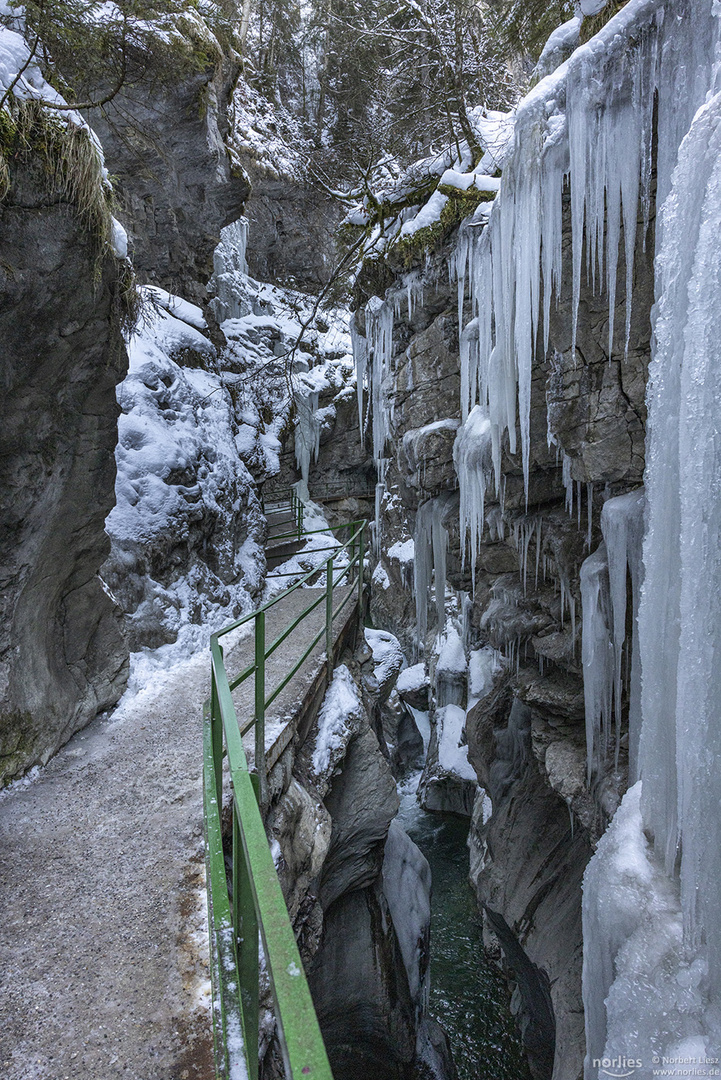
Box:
[397,774,530,1080]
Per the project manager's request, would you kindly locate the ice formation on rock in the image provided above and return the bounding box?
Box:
[580,8,721,1075]
[453,405,493,581]
[210,218,250,322]
[414,498,449,650]
[580,543,613,782]
[580,490,645,782]
[454,0,717,498]
[364,295,395,465]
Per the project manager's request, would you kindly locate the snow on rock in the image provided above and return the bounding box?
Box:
[418,704,478,816]
[435,624,467,675]
[582,783,703,1079]
[103,292,265,666]
[436,705,476,783]
[534,17,582,82]
[145,286,207,330]
[364,628,404,703]
[311,665,365,796]
[467,646,496,710]
[397,663,427,695]
[110,217,128,260]
[372,562,391,590]
[396,663,430,712]
[433,622,467,710]
[387,538,415,564]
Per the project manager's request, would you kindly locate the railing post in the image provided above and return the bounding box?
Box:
[233,804,259,1080]
[357,521,365,625]
[254,611,267,808]
[297,496,303,541]
[326,557,334,685]
[211,663,223,809]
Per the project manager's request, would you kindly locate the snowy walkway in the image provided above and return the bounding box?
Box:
[0,571,356,1078]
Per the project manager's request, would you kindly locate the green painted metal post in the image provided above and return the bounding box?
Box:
[349,532,356,585]
[235,806,260,1080]
[326,557,334,685]
[211,667,223,808]
[254,611,267,808]
[357,522,365,624]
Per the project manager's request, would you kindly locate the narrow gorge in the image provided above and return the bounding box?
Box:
[1,2,721,1080]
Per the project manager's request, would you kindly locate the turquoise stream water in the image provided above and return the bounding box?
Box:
[396,775,531,1080]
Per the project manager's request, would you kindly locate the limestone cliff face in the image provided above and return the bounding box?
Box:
[242,161,344,294]
[0,154,130,784]
[347,174,656,1080]
[86,42,250,309]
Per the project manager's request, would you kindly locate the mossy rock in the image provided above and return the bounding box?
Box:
[579,1,630,44]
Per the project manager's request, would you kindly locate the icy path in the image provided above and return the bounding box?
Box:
[0,652,214,1080]
[0,575,356,1079]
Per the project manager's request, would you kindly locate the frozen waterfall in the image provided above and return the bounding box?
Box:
[581,16,721,1077]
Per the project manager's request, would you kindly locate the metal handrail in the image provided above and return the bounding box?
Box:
[203,516,367,1080]
[262,487,304,540]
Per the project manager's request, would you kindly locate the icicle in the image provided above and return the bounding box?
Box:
[350,313,368,433]
[432,501,449,630]
[580,543,613,782]
[453,406,493,587]
[584,55,721,1080]
[294,390,321,484]
[600,489,645,778]
[562,452,574,516]
[414,497,450,650]
[586,482,593,549]
[353,296,394,466]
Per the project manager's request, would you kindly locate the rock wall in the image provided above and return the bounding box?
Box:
[262,658,454,1080]
[347,162,656,1080]
[86,40,250,309]
[242,162,344,294]
[0,153,130,784]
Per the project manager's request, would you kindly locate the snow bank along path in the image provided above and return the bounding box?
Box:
[0,569,356,1078]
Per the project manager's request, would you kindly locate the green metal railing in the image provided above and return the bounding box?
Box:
[203,515,367,1080]
[262,487,304,539]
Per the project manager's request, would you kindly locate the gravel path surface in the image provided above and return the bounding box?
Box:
[0,649,214,1080]
[0,581,354,1080]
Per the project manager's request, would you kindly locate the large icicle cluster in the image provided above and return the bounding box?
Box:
[639,71,721,1005]
[580,489,644,783]
[362,295,395,465]
[352,295,395,553]
[454,0,717,512]
[580,8,721,1075]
